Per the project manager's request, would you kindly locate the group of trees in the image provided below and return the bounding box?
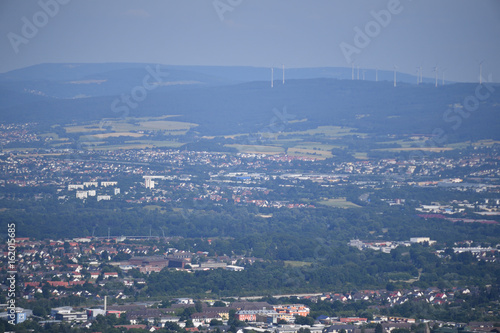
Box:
[2,191,499,246]
[141,243,499,298]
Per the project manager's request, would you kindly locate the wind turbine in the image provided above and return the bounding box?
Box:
[433,66,438,87]
[357,65,360,80]
[375,68,378,82]
[362,70,366,81]
[441,69,446,85]
[479,61,482,84]
[393,65,398,87]
[271,66,274,88]
[282,64,285,84]
[416,66,423,85]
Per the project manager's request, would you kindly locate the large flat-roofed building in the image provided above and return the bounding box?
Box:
[52,307,88,322]
[273,304,310,317]
[410,237,436,245]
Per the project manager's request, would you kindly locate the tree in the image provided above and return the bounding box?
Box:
[295,315,314,326]
[213,300,226,307]
[42,284,51,298]
[195,301,203,313]
[33,305,48,317]
[159,299,172,308]
[113,252,131,261]
[375,323,384,333]
[228,309,237,321]
[180,307,196,321]
[163,321,181,331]
[210,319,223,326]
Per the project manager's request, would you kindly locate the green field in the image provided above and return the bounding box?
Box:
[445,140,500,149]
[317,198,361,208]
[225,144,284,154]
[85,140,183,150]
[59,116,195,150]
[353,152,369,159]
[281,125,367,138]
[287,147,331,159]
[284,261,312,267]
[64,116,197,135]
[143,205,167,212]
[373,147,453,153]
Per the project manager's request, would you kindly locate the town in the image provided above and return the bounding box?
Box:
[1,234,498,332]
[1,123,500,331]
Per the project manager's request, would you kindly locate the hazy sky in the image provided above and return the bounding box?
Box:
[1,0,499,82]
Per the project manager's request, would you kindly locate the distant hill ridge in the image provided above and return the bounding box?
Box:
[0,63,499,141]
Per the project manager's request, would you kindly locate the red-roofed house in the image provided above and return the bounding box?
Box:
[103,272,118,279]
[47,281,69,288]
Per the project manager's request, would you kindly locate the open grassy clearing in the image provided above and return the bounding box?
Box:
[280,126,367,138]
[287,142,342,159]
[172,208,197,214]
[284,261,312,267]
[221,126,364,140]
[473,139,500,146]
[373,138,500,151]
[318,198,361,208]
[444,141,475,149]
[287,147,331,159]
[373,147,453,152]
[379,138,427,148]
[143,205,167,212]
[294,142,341,151]
[225,144,284,154]
[64,116,197,134]
[137,120,197,131]
[82,140,183,150]
[64,125,100,133]
[97,120,196,133]
[272,138,304,144]
[83,132,145,139]
[129,140,184,148]
[445,140,500,149]
[353,152,369,159]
